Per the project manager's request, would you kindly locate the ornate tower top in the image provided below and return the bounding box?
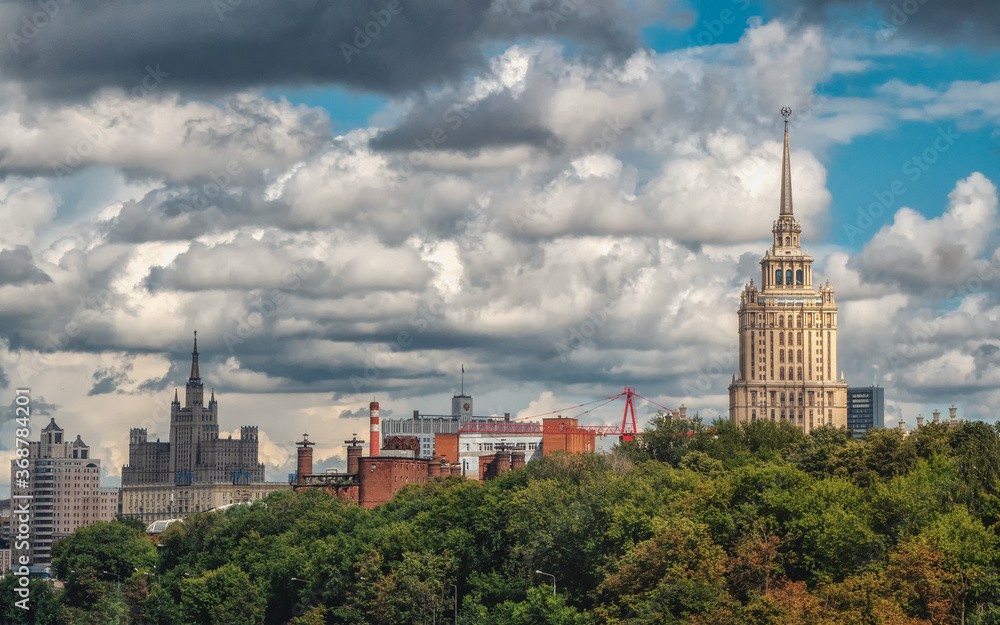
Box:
[779,107,793,217]
[190,330,200,380]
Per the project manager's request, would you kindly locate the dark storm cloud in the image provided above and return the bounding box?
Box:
[337,406,394,419]
[370,91,558,153]
[973,343,1000,379]
[0,247,51,285]
[771,0,1000,47]
[137,360,187,394]
[105,188,279,244]
[0,0,658,99]
[88,360,134,396]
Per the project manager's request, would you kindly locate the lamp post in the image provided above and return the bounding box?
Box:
[101,570,122,599]
[534,570,556,595]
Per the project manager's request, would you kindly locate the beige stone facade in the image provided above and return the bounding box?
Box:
[121,482,291,524]
[120,334,289,524]
[729,116,848,431]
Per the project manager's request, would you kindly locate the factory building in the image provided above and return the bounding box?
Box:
[292,411,596,508]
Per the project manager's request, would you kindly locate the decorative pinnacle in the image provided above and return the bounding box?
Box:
[190,330,200,380]
[779,107,793,217]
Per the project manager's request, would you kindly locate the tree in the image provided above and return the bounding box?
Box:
[179,563,265,625]
[0,574,60,625]
[477,586,589,625]
[50,520,157,582]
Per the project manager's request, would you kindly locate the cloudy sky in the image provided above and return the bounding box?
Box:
[1,0,999,486]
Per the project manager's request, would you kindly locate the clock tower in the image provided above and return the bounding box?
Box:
[728,109,848,431]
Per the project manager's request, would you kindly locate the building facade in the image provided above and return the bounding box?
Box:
[847,386,885,437]
[729,110,849,431]
[294,416,596,508]
[119,482,290,521]
[8,419,119,571]
[381,393,515,458]
[121,334,288,524]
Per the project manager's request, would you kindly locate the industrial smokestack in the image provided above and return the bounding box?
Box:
[296,434,314,485]
[370,401,380,456]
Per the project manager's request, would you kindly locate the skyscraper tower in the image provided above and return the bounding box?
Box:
[728,108,848,431]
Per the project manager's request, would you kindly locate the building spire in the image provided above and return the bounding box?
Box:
[190,330,200,380]
[779,107,793,217]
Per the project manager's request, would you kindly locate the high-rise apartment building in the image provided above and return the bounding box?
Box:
[9,419,119,571]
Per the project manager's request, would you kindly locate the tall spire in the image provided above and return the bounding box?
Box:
[190,330,200,380]
[779,106,793,217]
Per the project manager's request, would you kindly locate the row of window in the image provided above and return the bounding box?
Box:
[750,390,836,407]
[775,269,804,286]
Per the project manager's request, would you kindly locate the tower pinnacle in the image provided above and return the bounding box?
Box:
[779,107,793,217]
[190,330,200,380]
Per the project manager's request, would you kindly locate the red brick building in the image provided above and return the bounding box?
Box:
[292,416,595,508]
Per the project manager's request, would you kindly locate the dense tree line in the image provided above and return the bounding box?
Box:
[5,417,1000,624]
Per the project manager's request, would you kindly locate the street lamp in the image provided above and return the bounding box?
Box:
[101,570,122,598]
[534,570,556,595]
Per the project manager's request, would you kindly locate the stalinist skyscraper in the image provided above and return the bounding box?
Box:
[729,108,848,431]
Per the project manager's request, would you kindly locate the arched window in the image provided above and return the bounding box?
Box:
[780,349,785,363]
[797,367,803,380]
[779,333,785,346]
[786,269,793,285]
[776,269,783,285]
[797,349,802,363]
[798,393,803,406]
[781,410,786,421]
[780,367,785,380]
[780,392,786,405]
[779,316,784,328]
[797,333,802,346]
[796,269,803,285]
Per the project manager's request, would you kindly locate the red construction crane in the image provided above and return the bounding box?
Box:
[458,387,701,442]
